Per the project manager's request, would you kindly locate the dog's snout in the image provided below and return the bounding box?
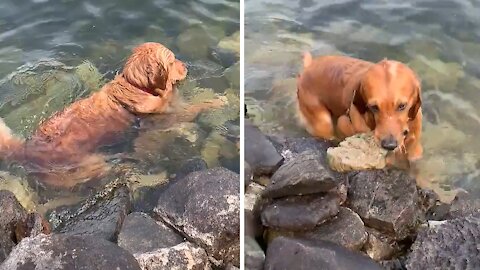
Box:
[381,136,398,151]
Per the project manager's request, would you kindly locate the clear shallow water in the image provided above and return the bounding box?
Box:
[245,0,480,202]
[0,0,239,213]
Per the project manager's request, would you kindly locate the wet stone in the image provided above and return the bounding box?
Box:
[267,207,367,251]
[347,169,419,240]
[54,185,132,242]
[406,215,480,270]
[264,237,383,270]
[0,234,141,270]
[0,190,28,263]
[261,193,340,231]
[263,151,340,199]
[118,212,184,254]
[134,242,210,270]
[245,237,265,270]
[268,135,333,162]
[154,168,240,268]
[245,121,283,177]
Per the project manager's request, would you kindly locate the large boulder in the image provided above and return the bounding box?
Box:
[264,237,382,270]
[0,190,28,262]
[245,121,283,176]
[406,215,480,270]
[154,168,239,267]
[0,234,141,270]
[347,169,420,240]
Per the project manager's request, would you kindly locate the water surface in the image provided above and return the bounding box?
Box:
[245,0,480,202]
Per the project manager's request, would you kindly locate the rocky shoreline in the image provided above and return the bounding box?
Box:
[245,120,480,270]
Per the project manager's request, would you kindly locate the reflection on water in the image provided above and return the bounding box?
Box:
[245,0,480,202]
[0,0,239,212]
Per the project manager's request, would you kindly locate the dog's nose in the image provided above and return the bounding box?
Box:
[381,136,398,151]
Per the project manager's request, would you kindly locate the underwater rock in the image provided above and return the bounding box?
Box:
[0,234,141,270]
[224,62,240,91]
[177,25,217,59]
[118,212,184,255]
[217,31,240,57]
[0,190,28,262]
[0,171,37,211]
[245,237,265,270]
[347,170,419,240]
[54,185,131,242]
[327,133,387,172]
[134,242,210,270]
[408,55,465,92]
[267,207,367,251]
[154,168,240,268]
[245,121,283,177]
[264,237,382,270]
[245,182,267,238]
[406,214,480,270]
[263,151,340,199]
[364,227,401,261]
[197,88,240,127]
[261,193,340,231]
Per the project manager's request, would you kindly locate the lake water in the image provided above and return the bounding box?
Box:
[0,0,239,214]
[245,0,480,202]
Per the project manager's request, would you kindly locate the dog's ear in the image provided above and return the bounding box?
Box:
[408,76,422,120]
[353,82,368,115]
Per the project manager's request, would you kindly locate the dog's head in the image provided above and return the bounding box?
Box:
[356,59,421,151]
[122,42,187,95]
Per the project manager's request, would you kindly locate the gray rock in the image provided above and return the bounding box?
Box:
[267,207,367,251]
[0,190,28,262]
[261,193,340,231]
[245,121,283,176]
[406,215,480,270]
[0,234,141,270]
[245,237,264,270]
[245,161,253,187]
[154,168,239,268]
[264,237,383,270]
[268,136,333,161]
[446,192,480,219]
[379,259,405,270]
[347,170,419,240]
[118,212,184,254]
[245,183,267,238]
[364,227,400,261]
[55,185,131,242]
[263,151,341,199]
[134,242,210,270]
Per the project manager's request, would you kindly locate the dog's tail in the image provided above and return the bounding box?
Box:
[302,51,313,69]
[0,118,23,156]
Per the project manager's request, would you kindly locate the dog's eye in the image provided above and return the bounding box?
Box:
[397,103,407,111]
[368,104,379,113]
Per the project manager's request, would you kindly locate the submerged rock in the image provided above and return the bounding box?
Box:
[134,242,210,270]
[327,133,387,172]
[263,151,340,199]
[245,237,265,270]
[347,170,419,240]
[406,215,480,270]
[154,168,240,267]
[245,121,283,176]
[267,207,367,251]
[217,31,240,56]
[0,234,140,270]
[118,212,184,255]
[0,171,37,211]
[261,193,340,231]
[264,237,382,270]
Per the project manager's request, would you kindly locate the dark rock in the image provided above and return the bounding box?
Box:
[268,136,333,161]
[245,161,253,187]
[364,227,401,261]
[0,234,141,270]
[174,158,208,181]
[379,259,406,270]
[134,242,210,270]
[446,192,480,219]
[347,170,419,240]
[245,121,283,176]
[263,151,341,199]
[264,237,383,270]
[245,183,267,238]
[261,193,340,231]
[245,237,265,270]
[0,190,28,262]
[267,207,367,251]
[406,215,480,270]
[55,185,131,242]
[118,212,184,254]
[154,168,239,267]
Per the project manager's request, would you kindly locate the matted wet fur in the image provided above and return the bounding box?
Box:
[297,53,423,164]
[0,42,224,188]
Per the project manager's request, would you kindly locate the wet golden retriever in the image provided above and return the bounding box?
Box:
[0,42,223,188]
[297,53,422,163]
